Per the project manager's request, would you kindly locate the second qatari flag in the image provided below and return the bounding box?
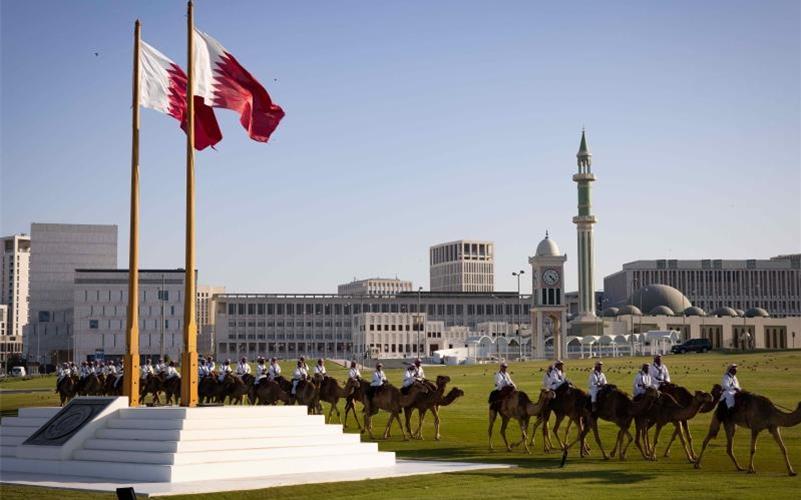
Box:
[193,28,285,143]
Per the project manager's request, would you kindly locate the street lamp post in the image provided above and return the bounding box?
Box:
[512,270,525,360]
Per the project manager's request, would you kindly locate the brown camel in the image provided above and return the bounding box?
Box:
[161,374,181,405]
[226,375,252,405]
[249,379,291,405]
[294,378,321,413]
[317,376,354,423]
[657,383,722,459]
[637,390,713,462]
[140,374,163,404]
[402,376,464,440]
[695,392,801,475]
[488,389,555,454]
[570,385,658,461]
[355,382,428,440]
[56,375,78,406]
[343,378,369,431]
[530,383,591,454]
[77,374,104,396]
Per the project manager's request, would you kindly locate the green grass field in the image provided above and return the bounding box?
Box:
[1,351,799,499]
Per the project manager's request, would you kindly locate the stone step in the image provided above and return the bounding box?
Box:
[95,424,344,441]
[73,442,378,465]
[0,417,49,428]
[0,436,25,447]
[83,432,361,452]
[118,406,308,419]
[105,415,324,430]
[0,427,35,437]
[18,407,60,419]
[0,451,396,482]
[0,445,19,457]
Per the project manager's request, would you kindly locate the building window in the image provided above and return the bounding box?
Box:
[89,319,99,329]
[38,311,51,322]
[158,290,169,301]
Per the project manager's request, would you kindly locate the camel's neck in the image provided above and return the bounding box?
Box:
[674,397,706,420]
[776,406,801,427]
[439,390,461,407]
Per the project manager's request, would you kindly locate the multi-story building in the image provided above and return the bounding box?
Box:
[603,255,801,317]
[214,291,531,360]
[0,304,23,368]
[72,269,188,361]
[337,278,413,296]
[197,285,225,355]
[429,240,494,292]
[25,223,117,363]
[1,234,30,341]
[565,291,605,319]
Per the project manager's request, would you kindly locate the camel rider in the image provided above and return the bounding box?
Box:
[545,360,567,391]
[268,357,281,381]
[488,363,515,410]
[57,362,70,382]
[721,363,741,412]
[314,358,327,377]
[299,356,310,375]
[156,358,166,374]
[111,361,123,387]
[402,365,416,394]
[206,356,216,375]
[649,355,671,386]
[236,357,251,378]
[348,361,361,381]
[164,361,178,380]
[291,360,308,395]
[104,360,116,378]
[588,360,607,413]
[413,358,425,381]
[93,361,102,376]
[255,357,268,385]
[79,361,91,379]
[198,358,208,378]
[633,364,656,400]
[141,358,154,380]
[218,360,233,382]
[367,362,387,403]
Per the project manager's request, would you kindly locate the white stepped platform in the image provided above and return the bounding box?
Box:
[1,403,395,483]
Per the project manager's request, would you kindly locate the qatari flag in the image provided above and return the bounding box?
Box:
[139,41,222,150]
[193,29,285,143]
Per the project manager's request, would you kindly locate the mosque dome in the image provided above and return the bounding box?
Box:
[601,307,620,317]
[735,309,746,317]
[745,307,769,318]
[712,306,738,317]
[535,232,561,257]
[649,305,675,316]
[683,306,706,317]
[628,284,692,315]
[617,305,643,316]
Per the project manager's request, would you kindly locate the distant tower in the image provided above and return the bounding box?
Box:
[529,232,567,359]
[573,130,597,320]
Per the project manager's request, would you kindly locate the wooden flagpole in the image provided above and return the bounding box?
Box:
[123,19,142,407]
[181,0,199,406]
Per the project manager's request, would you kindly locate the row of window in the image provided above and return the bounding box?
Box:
[225,302,528,316]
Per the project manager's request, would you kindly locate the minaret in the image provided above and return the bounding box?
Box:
[573,129,597,320]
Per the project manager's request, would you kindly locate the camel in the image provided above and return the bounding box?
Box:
[636,390,713,462]
[695,392,801,476]
[657,383,722,460]
[317,376,354,423]
[249,379,291,405]
[530,383,591,454]
[226,375,252,405]
[293,378,321,413]
[352,381,428,440]
[56,375,78,406]
[570,385,658,461]
[403,376,464,440]
[140,374,163,404]
[488,388,555,454]
[77,374,104,396]
[161,374,181,405]
[343,379,369,431]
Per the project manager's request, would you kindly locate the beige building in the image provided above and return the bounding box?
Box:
[337,278,412,296]
[197,284,225,355]
[351,312,476,359]
[604,255,801,317]
[430,240,494,292]
[1,234,30,340]
[1,304,22,367]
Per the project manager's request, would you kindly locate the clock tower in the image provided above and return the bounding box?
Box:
[528,232,568,359]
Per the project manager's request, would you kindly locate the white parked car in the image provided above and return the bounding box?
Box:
[10,366,27,377]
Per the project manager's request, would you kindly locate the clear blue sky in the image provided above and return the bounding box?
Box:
[2,1,799,294]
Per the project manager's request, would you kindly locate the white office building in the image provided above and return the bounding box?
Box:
[72,269,188,361]
[25,223,117,363]
[0,304,21,367]
[1,234,30,341]
[604,255,801,317]
[337,278,413,296]
[197,284,225,355]
[430,240,495,292]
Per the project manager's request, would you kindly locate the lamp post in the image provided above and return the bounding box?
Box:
[416,287,423,358]
[512,270,525,360]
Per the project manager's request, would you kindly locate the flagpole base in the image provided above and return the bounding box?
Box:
[180,351,198,407]
[122,354,140,407]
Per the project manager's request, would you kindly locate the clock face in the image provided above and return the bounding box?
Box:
[542,269,560,286]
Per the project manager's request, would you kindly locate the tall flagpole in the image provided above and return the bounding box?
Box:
[181,0,199,406]
[123,19,142,407]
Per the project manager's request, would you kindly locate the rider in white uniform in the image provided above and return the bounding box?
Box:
[255,357,268,385]
[164,361,178,379]
[291,361,308,395]
[545,360,567,390]
[588,360,607,413]
[649,354,671,386]
[494,363,515,391]
[721,363,741,409]
[633,363,656,398]
[236,357,251,378]
[348,361,361,381]
[268,357,281,381]
[218,360,233,382]
[314,358,327,377]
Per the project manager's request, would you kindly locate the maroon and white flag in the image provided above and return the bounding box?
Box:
[193,29,284,143]
[139,40,222,150]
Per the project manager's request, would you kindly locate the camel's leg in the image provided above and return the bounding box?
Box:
[681,420,697,461]
[520,417,532,454]
[403,407,414,437]
[620,428,635,460]
[528,416,542,448]
[488,410,498,450]
[552,414,567,448]
[674,421,695,463]
[563,418,573,445]
[651,423,668,460]
[747,427,759,474]
[694,415,721,469]
[769,427,797,476]
[724,422,745,472]
[414,408,428,440]
[500,416,512,452]
[589,419,609,460]
[432,407,441,441]
[364,412,375,440]
[663,426,679,457]
[633,422,650,460]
